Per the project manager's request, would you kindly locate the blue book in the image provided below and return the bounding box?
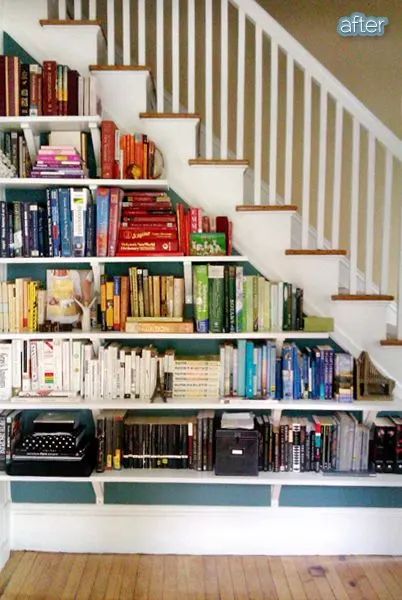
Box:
[6,204,14,258]
[45,189,54,257]
[275,357,282,399]
[245,341,255,399]
[0,198,7,257]
[281,343,293,400]
[85,197,96,257]
[37,206,46,257]
[237,340,246,397]
[28,203,39,257]
[21,202,30,257]
[58,187,72,257]
[50,188,60,256]
[255,346,262,397]
[268,341,276,399]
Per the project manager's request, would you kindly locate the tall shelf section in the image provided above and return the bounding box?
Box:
[0,116,401,510]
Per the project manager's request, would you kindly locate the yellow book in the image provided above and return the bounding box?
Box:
[105,281,114,330]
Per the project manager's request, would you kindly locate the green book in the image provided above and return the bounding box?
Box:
[208,265,224,333]
[193,265,209,332]
[224,265,230,332]
[190,232,226,256]
[282,282,293,331]
[228,265,236,333]
[252,276,258,332]
[242,276,254,332]
[235,266,244,333]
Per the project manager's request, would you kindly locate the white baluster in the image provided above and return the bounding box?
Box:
[397,202,402,339]
[381,150,393,294]
[317,87,328,248]
[301,71,312,248]
[220,0,229,159]
[74,0,82,20]
[138,0,146,65]
[331,101,343,249]
[365,132,376,293]
[172,0,180,113]
[205,0,213,158]
[122,0,131,65]
[349,117,360,294]
[269,39,278,204]
[156,0,164,112]
[107,0,115,66]
[187,0,195,113]
[254,25,263,205]
[236,7,245,159]
[284,53,294,205]
[89,0,96,20]
[58,0,67,20]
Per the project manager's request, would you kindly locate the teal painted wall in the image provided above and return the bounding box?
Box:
[3,34,402,509]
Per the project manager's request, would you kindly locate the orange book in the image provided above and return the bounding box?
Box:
[120,276,129,329]
[113,276,121,331]
[100,275,107,331]
[105,281,114,331]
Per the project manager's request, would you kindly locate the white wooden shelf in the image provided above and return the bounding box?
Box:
[0,116,102,133]
[0,255,248,265]
[0,398,398,412]
[0,330,328,341]
[0,178,169,190]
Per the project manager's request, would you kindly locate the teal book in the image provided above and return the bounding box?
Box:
[208,265,224,333]
[193,265,209,332]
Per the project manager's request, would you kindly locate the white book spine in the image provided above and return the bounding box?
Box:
[53,339,63,391]
[22,340,30,392]
[0,343,12,399]
[71,340,82,393]
[11,339,22,393]
[2,281,8,333]
[135,353,141,398]
[124,352,132,398]
[41,340,55,390]
[30,341,39,391]
[62,340,71,391]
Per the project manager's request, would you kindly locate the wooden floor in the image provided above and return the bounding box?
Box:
[1,552,402,599]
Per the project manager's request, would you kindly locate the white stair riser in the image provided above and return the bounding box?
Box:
[91,72,151,129]
[330,303,388,346]
[140,119,199,165]
[283,256,342,307]
[3,1,100,73]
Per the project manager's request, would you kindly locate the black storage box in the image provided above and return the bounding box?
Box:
[215,429,258,476]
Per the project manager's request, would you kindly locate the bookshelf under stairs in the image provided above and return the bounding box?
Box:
[1,0,402,559]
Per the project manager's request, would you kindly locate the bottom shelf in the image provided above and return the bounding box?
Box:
[1,469,401,487]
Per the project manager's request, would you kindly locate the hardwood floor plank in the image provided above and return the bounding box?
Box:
[131,554,153,600]
[75,554,100,600]
[185,555,206,600]
[268,557,293,600]
[334,556,379,599]
[103,554,125,600]
[0,551,24,596]
[60,554,88,600]
[305,557,337,600]
[253,556,279,600]
[280,557,308,600]
[162,555,178,600]
[356,557,393,599]
[215,556,236,600]
[293,557,323,600]
[318,557,351,600]
[148,554,164,600]
[176,555,189,598]
[241,556,265,600]
[203,556,220,600]
[118,554,140,600]
[228,556,249,599]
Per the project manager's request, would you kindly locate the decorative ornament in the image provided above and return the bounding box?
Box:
[73,296,97,332]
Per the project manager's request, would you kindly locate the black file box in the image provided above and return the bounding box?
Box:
[215,429,258,476]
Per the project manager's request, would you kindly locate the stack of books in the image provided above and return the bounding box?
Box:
[0,278,45,333]
[31,146,87,179]
[0,55,98,116]
[193,265,304,333]
[172,355,221,399]
[101,121,157,179]
[0,130,31,177]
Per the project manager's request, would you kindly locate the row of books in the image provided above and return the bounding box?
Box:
[0,131,31,177]
[193,265,304,333]
[95,410,215,472]
[219,342,354,401]
[0,55,98,116]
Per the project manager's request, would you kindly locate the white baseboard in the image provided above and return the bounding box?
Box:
[0,539,10,571]
[10,504,402,555]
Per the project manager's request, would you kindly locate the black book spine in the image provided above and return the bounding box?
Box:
[0,199,7,257]
[0,411,6,471]
[85,201,96,257]
[29,204,39,257]
[263,421,270,472]
[7,204,14,258]
[37,206,46,257]
[224,265,230,333]
[21,202,30,257]
[273,428,280,472]
[46,189,54,257]
[197,417,203,471]
[20,63,30,116]
[96,416,105,473]
[300,426,306,472]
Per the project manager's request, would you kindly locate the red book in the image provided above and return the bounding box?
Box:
[189,208,199,233]
[134,134,143,177]
[184,210,191,255]
[67,69,79,115]
[176,203,184,253]
[216,216,231,256]
[202,216,211,232]
[7,56,20,116]
[0,56,6,116]
[121,223,177,233]
[42,61,57,115]
[121,214,176,224]
[116,251,184,257]
[124,191,169,198]
[118,230,177,242]
[101,120,118,178]
[117,240,179,254]
[107,187,123,256]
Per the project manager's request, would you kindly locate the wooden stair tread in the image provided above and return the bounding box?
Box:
[236,205,298,212]
[380,339,402,346]
[140,112,200,119]
[286,249,347,256]
[40,19,102,26]
[189,159,249,166]
[89,65,150,71]
[332,294,394,301]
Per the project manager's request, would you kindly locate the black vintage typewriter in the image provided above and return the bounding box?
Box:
[7,411,96,477]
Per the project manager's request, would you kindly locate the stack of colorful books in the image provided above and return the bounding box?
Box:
[31,146,87,179]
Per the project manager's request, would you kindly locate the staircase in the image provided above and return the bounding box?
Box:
[2,0,402,396]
